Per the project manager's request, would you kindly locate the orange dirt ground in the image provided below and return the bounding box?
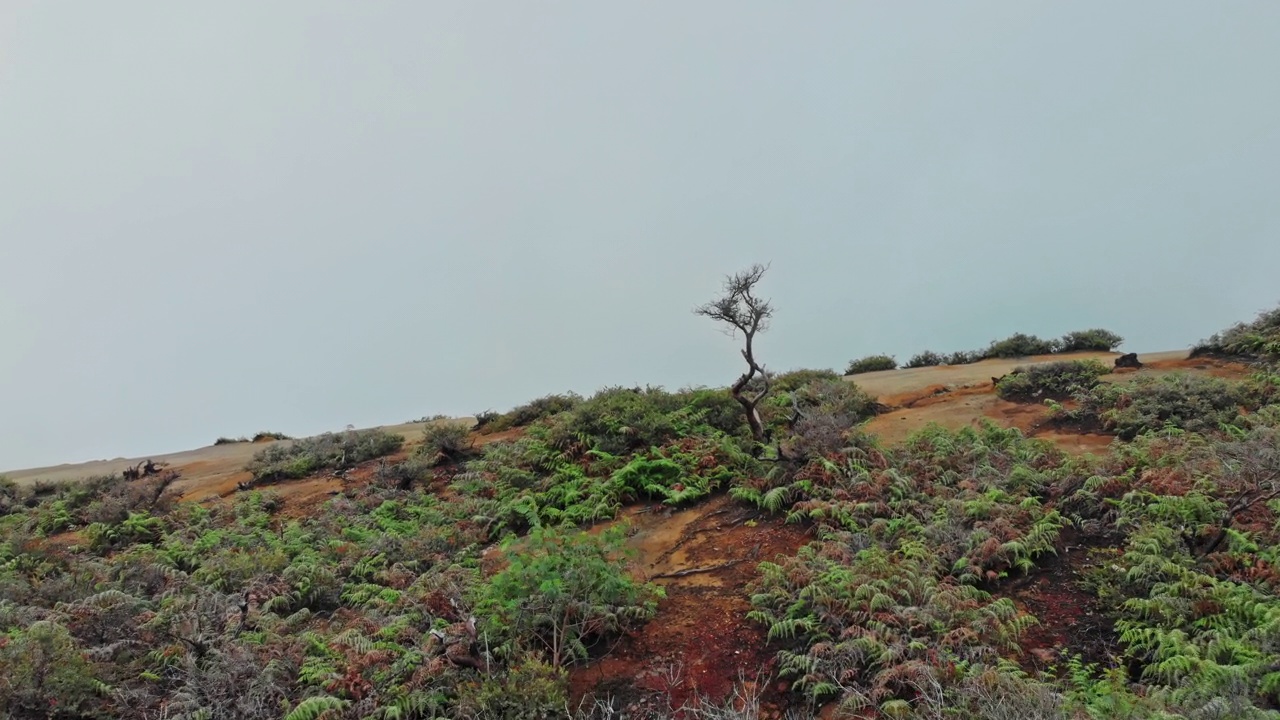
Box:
[569,494,810,714]
[997,529,1118,671]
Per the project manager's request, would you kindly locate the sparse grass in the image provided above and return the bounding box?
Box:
[845,354,897,375]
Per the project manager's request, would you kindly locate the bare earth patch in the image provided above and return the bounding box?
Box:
[570,494,810,714]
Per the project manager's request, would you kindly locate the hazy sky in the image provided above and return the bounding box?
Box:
[3,3,1279,470]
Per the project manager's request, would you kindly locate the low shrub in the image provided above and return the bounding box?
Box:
[473,524,663,668]
[19,473,179,537]
[0,477,18,517]
[373,455,437,490]
[765,378,880,460]
[216,431,290,446]
[536,386,746,456]
[0,621,104,716]
[944,350,981,365]
[995,360,1110,401]
[1193,303,1280,361]
[905,350,944,368]
[85,511,165,552]
[246,429,404,483]
[1052,373,1268,440]
[479,393,583,434]
[982,333,1059,359]
[1057,329,1124,353]
[417,421,475,466]
[474,410,501,430]
[251,431,291,442]
[770,368,842,393]
[845,355,897,375]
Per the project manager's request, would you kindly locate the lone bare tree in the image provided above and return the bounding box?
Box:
[695,263,774,449]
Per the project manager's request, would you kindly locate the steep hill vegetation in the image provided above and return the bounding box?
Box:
[3,301,1280,719]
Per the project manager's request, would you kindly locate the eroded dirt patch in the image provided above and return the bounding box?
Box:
[571,495,810,712]
[998,532,1118,671]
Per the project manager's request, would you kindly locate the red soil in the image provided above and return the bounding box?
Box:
[570,494,810,715]
[999,533,1119,671]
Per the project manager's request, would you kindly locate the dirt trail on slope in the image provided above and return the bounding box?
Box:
[996,529,1119,671]
[570,494,810,713]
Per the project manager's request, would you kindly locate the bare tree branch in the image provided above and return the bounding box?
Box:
[695,263,775,448]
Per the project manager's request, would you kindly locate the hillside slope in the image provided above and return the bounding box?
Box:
[3,341,1277,719]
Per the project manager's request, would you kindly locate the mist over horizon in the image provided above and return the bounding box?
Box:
[3,3,1279,470]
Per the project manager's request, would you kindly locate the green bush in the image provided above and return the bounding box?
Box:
[771,368,842,393]
[981,333,1059,359]
[416,421,475,466]
[246,429,404,484]
[536,385,746,456]
[0,621,105,716]
[86,511,165,551]
[905,350,945,368]
[762,378,879,460]
[901,329,1123,373]
[473,524,663,668]
[845,354,897,375]
[1053,373,1266,440]
[1057,329,1124,353]
[479,393,583,434]
[944,350,981,365]
[454,655,568,719]
[373,455,437,490]
[252,430,291,442]
[216,431,289,446]
[1193,304,1280,361]
[995,360,1110,401]
[0,477,19,517]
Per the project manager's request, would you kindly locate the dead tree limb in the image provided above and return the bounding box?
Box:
[695,263,775,451]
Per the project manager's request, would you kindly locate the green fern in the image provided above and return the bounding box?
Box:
[283,695,348,720]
